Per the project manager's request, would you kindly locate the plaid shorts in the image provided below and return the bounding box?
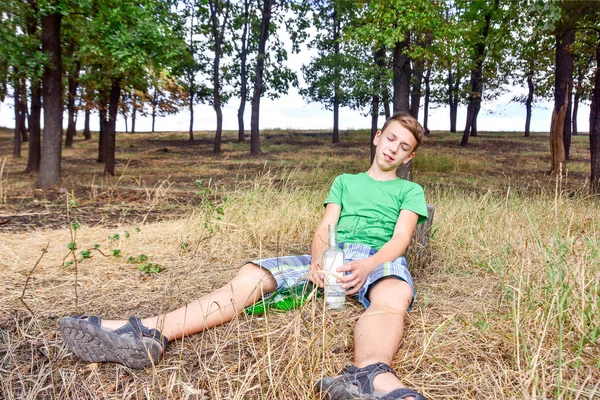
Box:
[251,242,415,309]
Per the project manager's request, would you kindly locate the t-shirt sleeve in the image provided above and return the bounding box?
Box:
[401,183,428,224]
[324,175,343,207]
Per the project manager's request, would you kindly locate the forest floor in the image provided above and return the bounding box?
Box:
[0,126,598,399]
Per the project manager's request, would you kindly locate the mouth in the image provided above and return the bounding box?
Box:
[383,153,394,162]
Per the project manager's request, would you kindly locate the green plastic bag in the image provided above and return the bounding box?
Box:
[244,281,319,315]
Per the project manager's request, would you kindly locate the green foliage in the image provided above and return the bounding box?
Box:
[138,262,164,273]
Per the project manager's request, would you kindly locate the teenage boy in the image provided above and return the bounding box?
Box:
[60,112,428,400]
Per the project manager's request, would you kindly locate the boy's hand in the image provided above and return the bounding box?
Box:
[337,259,376,295]
[308,259,325,288]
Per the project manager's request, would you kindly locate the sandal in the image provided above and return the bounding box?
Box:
[316,362,426,400]
[59,315,168,369]
[315,364,380,399]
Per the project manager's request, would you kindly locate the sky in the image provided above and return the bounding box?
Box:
[0,87,591,134]
[0,22,592,135]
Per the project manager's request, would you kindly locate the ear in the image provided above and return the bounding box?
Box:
[403,152,416,164]
[373,130,382,146]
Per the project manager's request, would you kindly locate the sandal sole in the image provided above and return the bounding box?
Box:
[59,318,162,369]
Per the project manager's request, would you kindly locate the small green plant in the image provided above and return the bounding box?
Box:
[138,262,164,274]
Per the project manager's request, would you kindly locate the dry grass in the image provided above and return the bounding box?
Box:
[0,127,599,399]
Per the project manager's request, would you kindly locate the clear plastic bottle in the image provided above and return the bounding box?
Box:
[322,224,345,310]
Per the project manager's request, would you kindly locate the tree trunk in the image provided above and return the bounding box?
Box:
[103,78,121,176]
[525,71,534,137]
[26,80,41,173]
[19,82,28,143]
[97,106,106,163]
[132,94,137,134]
[250,0,273,155]
[572,67,585,136]
[187,90,193,140]
[563,86,573,160]
[461,0,497,146]
[371,47,386,163]
[383,87,391,119]
[209,0,229,153]
[448,67,458,133]
[238,0,249,143]
[409,58,424,120]
[332,5,340,144]
[13,77,22,158]
[151,86,157,133]
[423,66,431,134]
[83,108,91,139]
[370,94,379,164]
[589,41,600,194]
[550,11,574,175]
[392,37,411,113]
[35,13,63,189]
[65,63,80,148]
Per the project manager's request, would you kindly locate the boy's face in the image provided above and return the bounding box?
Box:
[372,120,417,172]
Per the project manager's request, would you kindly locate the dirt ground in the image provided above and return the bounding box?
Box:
[0,126,598,399]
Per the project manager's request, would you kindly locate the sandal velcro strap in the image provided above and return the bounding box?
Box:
[379,387,427,400]
[113,317,169,351]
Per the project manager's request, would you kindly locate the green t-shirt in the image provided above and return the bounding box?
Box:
[324,172,428,251]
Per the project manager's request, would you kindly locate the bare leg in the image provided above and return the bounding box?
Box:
[101,263,277,341]
[353,277,414,398]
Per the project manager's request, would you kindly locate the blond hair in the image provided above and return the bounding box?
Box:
[381,112,425,151]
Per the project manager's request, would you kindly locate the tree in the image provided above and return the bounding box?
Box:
[300,0,354,143]
[80,0,186,175]
[178,0,211,141]
[35,9,62,188]
[460,0,501,146]
[349,0,444,178]
[550,1,576,175]
[249,0,273,155]
[207,0,231,153]
[509,1,554,138]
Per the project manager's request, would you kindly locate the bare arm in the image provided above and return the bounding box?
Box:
[338,209,419,295]
[308,203,341,288]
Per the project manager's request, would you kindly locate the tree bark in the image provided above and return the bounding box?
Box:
[65,63,80,148]
[550,9,574,175]
[19,82,28,143]
[571,67,585,136]
[237,0,249,143]
[83,108,91,140]
[35,13,63,189]
[370,94,379,164]
[524,70,534,137]
[26,80,41,173]
[371,46,386,163]
[103,78,121,176]
[392,36,411,113]
[13,77,22,158]
[250,0,273,155]
[209,0,230,154]
[97,105,106,163]
[409,58,424,120]
[448,67,459,133]
[589,41,600,194]
[332,4,340,144]
[132,95,138,134]
[151,86,157,133]
[423,66,431,134]
[563,83,574,160]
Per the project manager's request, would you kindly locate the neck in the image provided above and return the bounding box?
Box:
[366,166,398,181]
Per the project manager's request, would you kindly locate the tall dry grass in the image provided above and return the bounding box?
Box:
[1,166,599,399]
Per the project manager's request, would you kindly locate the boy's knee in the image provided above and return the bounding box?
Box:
[367,277,413,312]
[237,263,277,287]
